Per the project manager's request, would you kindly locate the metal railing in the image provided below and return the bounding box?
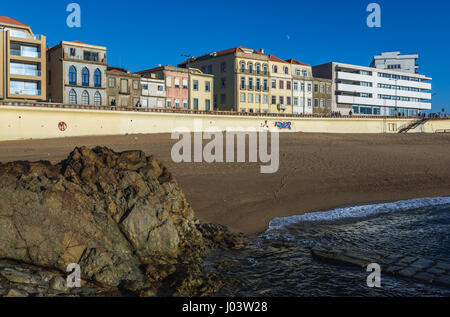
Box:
[1,101,448,121]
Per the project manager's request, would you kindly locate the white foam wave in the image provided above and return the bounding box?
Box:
[267,197,450,231]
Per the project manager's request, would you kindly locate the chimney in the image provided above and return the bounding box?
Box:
[260,49,265,54]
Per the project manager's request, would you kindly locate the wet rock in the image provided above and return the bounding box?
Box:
[6,289,28,297]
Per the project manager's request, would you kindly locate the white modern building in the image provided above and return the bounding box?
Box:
[370,52,419,74]
[140,75,166,108]
[312,62,432,116]
[286,59,313,115]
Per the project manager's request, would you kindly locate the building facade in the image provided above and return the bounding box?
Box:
[312,77,332,115]
[286,59,313,115]
[137,65,189,108]
[47,40,107,105]
[268,55,293,114]
[189,68,213,111]
[370,52,419,74]
[0,16,46,102]
[140,74,166,108]
[312,62,432,116]
[180,47,271,113]
[106,66,141,107]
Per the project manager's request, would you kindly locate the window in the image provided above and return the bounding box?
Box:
[308,98,312,107]
[120,79,128,93]
[327,85,331,94]
[248,93,253,103]
[294,97,298,106]
[314,98,318,107]
[94,92,102,105]
[320,85,324,93]
[174,78,180,88]
[193,80,199,90]
[303,70,307,77]
[263,64,268,75]
[69,89,77,104]
[248,78,253,90]
[294,82,298,91]
[82,90,89,105]
[308,84,312,92]
[279,80,284,89]
[221,62,226,73]
[240,93,246,102]
[175,99,180,108]
[248,62,253,74]
[263,95,268,104]
[327,99,331,108]
[84,51,99,62]
[166,76,172,87]
[183,100,188,109]
[301,83,305,91]
[296,70,301,76]
[142,84,148,90]
[205,81,210,92]
[158,85,164,91]
[256,78,261,90]
[286,81,291,90]
[240,61,245,73]
[263,79,268,91]
[69,66,77,85]
[193,98,199,110]
[82,67,89,86]
[273,65,278,73]
[109,78,116,88]
[284,66,289,74]
[271,96,276,105]
[287,97,291,105]
[94,69,102,88]
[70,48,76,57]
[166,99,172,107]
[314,84,318,93]
[320,99,324,107]
[133,80,139,90]
[279,96,284,104]
[256,94,261,103]
[182,78,188,89]
[256,63,261,75]
[271,80,276,89]
[241,77,246,90]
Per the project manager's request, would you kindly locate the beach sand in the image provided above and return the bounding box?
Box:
[1,133,450,235]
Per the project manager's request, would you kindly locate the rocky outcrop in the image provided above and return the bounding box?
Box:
[0,147,245,297]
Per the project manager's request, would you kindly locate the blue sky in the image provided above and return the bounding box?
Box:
[2,0,449,112]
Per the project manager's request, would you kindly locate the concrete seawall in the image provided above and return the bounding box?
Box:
[1,106,449,141]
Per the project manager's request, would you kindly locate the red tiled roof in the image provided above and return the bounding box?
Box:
[135,65,171,74]
[0,16,29,27]
[268,54,289,63]
[72,40,87,44]
[107,66,128,73]
[285,58,310,66]
[179,46,265,66]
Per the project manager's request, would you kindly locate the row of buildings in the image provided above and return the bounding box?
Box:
[0,16,432,116]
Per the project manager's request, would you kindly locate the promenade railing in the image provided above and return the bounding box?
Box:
[0,101,448,121]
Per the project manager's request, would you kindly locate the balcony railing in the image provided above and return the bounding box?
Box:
[10,89,41,96]
[10,49,41,59]
[10,69,41,77]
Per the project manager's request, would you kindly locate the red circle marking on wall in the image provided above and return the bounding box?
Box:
[58,122,67,132]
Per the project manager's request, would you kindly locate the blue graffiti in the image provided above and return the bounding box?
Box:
[274,121,292,130]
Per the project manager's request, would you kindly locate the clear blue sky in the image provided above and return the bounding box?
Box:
[2,0,449,112]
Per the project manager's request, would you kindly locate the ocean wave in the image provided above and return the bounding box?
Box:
[267,197,450,231]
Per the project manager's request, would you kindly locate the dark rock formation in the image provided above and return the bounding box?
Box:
[0,146,245,297]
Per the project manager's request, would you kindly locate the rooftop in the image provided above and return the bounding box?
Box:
[0,16,29,27]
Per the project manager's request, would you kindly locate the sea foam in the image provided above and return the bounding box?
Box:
[267,197,450,231]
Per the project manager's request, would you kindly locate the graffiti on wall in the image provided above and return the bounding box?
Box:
[58,122,68,132]
[274,121,293,130]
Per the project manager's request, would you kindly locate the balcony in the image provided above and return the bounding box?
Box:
[10,49,41,59]
[10,89,41,96]
[10,68,41,77]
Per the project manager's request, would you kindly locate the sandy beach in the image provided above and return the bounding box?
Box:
[1,133,450,235]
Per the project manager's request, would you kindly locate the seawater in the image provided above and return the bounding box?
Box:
[205,197,450,297]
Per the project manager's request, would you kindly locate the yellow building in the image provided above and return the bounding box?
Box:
[180,47,270,113]
[268,55,293,114]
[189,68,214,111]
[0,16,47,102]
